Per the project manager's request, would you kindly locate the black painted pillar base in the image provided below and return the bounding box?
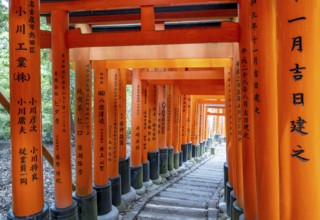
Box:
[72,190,97,220]
[229,190,237,217]
[142,161,150,183]
[226,182,233,216]
[93,182,112,216]
[50,200,78,220]
[159,148,169,177]
[8,203,50,220]
[232,201,244,220]
[179,152,183,167]
[195,145,200,158]
[173,152,180,169]
[110,175,122,207]
[192,145,197,158]
[204,140,208,152]
[131,165,143,190]
[187,142,192,160]
[148,151,160,181]
[168,147,174,171]
[181,144,188,162]
[224,162,229,202]
[200,141,205,156]
[119,156,131,195]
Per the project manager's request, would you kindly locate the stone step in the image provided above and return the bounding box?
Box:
[143,203,207,218]
[171,183,216,193]
[149,196,208,209]
[164,187,213,198]
[158,191,208,202]
[137,211,204,220]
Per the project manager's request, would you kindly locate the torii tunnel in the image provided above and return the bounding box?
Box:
[2,0,320,219]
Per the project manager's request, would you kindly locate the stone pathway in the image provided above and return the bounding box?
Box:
[123,144,226,220]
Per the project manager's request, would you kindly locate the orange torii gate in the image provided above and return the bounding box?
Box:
[11,0,320,219]
[7,1,244,219]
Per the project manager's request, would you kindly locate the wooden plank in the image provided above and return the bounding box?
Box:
[41,0,238,13]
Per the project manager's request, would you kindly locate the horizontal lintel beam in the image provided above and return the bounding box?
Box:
[206,112,225,116]
[41,0,238,13]
[40,22,238,48]
[104,58,232,69]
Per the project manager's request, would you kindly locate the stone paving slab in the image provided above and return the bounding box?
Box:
[122,144,226,220]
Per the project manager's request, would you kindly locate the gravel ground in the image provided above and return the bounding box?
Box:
[0,138,131,219]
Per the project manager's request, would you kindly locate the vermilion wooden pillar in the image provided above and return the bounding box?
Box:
[141,80,152,185]
[198,104,204,155]
[73,24,97,219]
[277,1,320,219]
[180,95,188,162]
[147,84,160,182]
[172,86,181,168]
[231,44,244,218]
[190,96,197,158]
[251,1,280,219]
[224,67,235,216]
[158,85,169,178]
[239,0,257,219]
[92,61,114,217]
[166,85,174,171]
[118,68,131,197]
[130,69,144,191]
[49,10,78,219]
[8,0,48,218]
[186,95,192,159]
[107,69,122,207]
[118,69,127,161]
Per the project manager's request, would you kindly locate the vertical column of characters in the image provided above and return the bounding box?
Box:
[166,86,173,148]
[51,10,73,209]
[74,46,92,197]
[232,46,244,209]
[9,0,44,216]
[157,85,167,149]
[141,81,148,164]
[147,85,158,153]
[118,69,127,160]
[224,67,235,192]
[172,86,181,168]
[251,1,280,219]
[180,95,187,144]
[107,69,120,178]
[131,69,142,167]
[239,0,257,219]
[93,61,108,187]
[277,0,320,218]
[186,95,192,143]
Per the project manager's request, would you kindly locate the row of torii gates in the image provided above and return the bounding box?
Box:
[4,0,320,220]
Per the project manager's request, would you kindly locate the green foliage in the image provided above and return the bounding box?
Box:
[0,3,9,140]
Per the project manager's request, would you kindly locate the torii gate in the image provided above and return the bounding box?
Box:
[13,1,320,220]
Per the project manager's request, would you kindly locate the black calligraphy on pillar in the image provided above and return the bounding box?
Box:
[241,48,250,139]
[250,3,260,116]
[291,145,310,162]
[287,6,309,162]
[290,116,308,136]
